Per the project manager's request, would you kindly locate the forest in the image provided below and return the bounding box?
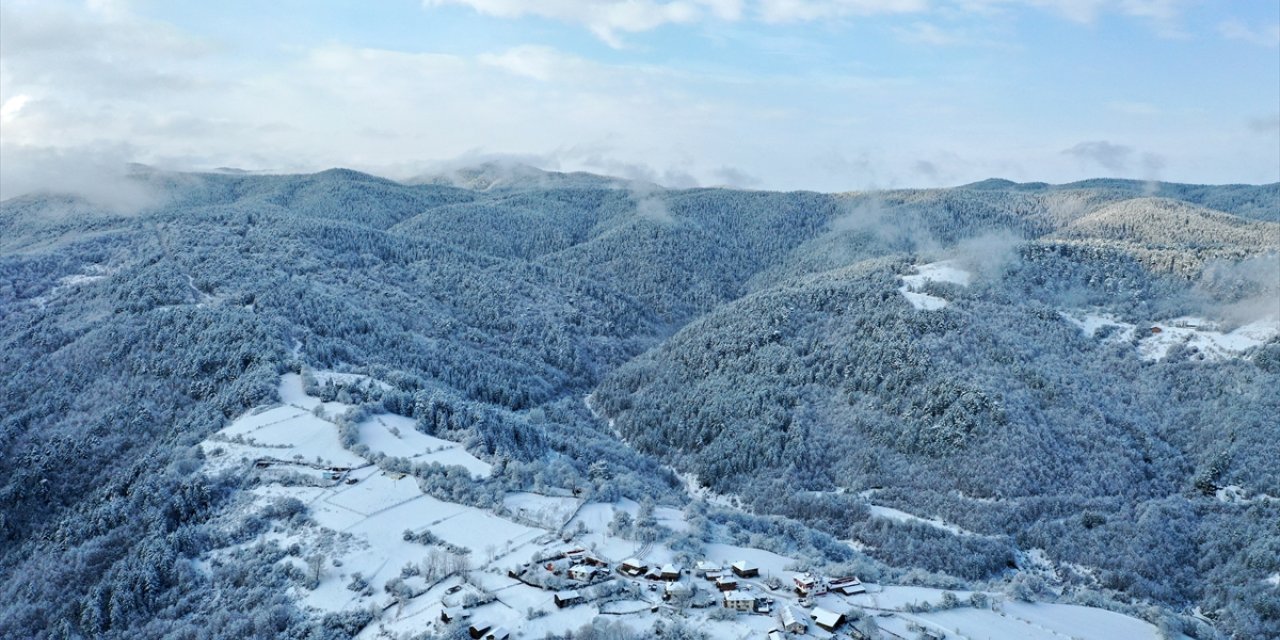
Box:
[0,165,1276,638]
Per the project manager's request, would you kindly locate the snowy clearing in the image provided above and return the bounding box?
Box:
[1062,311,1278,362]
[356,413,492,478]
[899,261,972,310]
[866,504,982,537]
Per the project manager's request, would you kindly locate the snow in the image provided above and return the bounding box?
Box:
[1265,573,1280,587]
[1063,311,1278,362]
[904,261,974,288]
[311,370,391,390]
[898,260,972,310]
[203,376,364,471]
[702,543,797,579]
[356,413,492,478]
[900,289,950,310]
[866,504,980,537]
[1000,601,1163,640]
[1139,316,1279,361]
[1060,311,1136,342]
[201,372,1178,640]
[503,492,582,529]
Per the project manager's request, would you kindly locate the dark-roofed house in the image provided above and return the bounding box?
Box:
[731,560,759,578]
[554,590,584,608]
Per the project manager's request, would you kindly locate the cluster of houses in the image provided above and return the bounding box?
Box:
[509,547,611,588]
[480,549,871,639]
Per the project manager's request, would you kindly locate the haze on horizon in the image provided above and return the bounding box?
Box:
[1,0,1277,202]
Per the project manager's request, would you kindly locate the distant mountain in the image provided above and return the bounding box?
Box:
[0,168,1276,639]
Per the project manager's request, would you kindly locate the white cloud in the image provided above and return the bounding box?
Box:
[757,0,926,23]
[0,94,31,123]
[958,0,1189,32]
[422,0,739,47]
[1062,140,1134,173]
[1218,20,1280,47]
[477,45,590,81]
[0,143,161,212]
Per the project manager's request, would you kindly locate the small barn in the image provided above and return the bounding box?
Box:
[554,590,584,608]
[468,623,492,639]
[716,575,739,591]
[812,607,845,632]
[779,604,809,634]
[485,628,511,640]
[660,563,682,581]
[731,560,759,578]
[829,576,866,596]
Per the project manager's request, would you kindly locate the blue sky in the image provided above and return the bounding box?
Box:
[1,0,1277,196]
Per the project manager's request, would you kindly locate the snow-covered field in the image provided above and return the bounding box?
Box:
[199,371,1176,640]
[899,261,972,310]
[1062,311,1279,361]
[356,413,493,478]
[866,504,982,537]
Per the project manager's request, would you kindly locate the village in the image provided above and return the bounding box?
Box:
[197,371,1176,640]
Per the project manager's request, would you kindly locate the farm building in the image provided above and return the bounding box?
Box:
[440,607,470,624]
[664,581,692,600]
[723,590,756,612]
[829,576,866,595]
[779,604,809,633]
[731,560,760,578]
[485,628,510,640]
[468,623,492,639]
[660,563,682,580]
[766,630,786,640]
[582,555,609,567]
[554,590,584,608]
[568,565,598,582]
[695,560,721,576]
[716,575,739,591]
[812,607,845,632]
[619,558,646,576]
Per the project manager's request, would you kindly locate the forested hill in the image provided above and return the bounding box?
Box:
[1,166,1277,639]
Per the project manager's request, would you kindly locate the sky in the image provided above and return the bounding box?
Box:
[1,0,1278,199]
